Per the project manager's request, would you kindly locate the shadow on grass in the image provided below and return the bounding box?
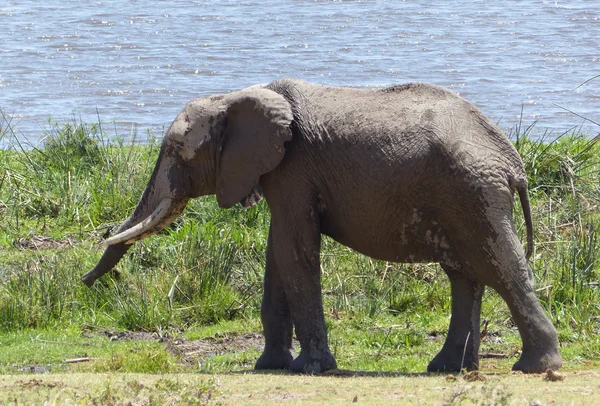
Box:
[221,368,434,378]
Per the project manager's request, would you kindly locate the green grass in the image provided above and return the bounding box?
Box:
[0,117,599,377]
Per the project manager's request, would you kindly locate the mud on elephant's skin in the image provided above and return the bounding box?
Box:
[83,79,562,374]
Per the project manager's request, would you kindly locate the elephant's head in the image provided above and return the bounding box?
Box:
[82,86,293,287]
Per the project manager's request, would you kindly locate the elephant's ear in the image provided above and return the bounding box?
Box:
[216,88,293,208]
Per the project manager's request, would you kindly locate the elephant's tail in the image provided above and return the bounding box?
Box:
[517,184,534,260]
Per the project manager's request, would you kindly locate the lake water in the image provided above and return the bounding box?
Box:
[1,0,599,147]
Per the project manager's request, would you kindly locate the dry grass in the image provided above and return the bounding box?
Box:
[1,370,599,405]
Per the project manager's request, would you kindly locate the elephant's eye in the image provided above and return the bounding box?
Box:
[166,139,185,156]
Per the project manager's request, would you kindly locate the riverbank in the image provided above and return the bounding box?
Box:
[1,120,599,401]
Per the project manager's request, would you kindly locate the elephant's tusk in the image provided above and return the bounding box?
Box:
[101,198,173,246]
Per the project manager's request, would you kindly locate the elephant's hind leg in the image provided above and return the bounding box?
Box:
[494,278,562,373]
[427,264,484,372]
[466,218,562,373]
[255,226,294,370]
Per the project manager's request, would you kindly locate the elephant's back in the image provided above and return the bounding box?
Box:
[277,80,505,148]
[272,79,527,194]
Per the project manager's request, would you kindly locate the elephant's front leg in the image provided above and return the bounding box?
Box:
[428,264,484,372]
[270,205,337,374]
[255,226,294,370]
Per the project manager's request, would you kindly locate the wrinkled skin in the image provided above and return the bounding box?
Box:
[83,79,562,374]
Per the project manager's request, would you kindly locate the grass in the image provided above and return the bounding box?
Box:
[1,371,599,405]
[0,116,600,401]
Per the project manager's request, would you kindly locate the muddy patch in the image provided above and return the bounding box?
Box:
[14,236,72,251]
[166,332,283,365]
[91,327,299,366]
[17,379,63,389]
[101,329,160,342]
[18,365,52,374]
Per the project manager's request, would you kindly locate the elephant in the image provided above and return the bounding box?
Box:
[82,79,562,374]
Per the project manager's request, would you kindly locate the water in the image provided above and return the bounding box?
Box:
[1,0,599,147]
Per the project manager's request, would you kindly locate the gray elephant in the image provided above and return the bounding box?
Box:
[82,79,562,374]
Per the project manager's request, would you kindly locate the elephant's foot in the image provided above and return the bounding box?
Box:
[290,349,337,374]
[427,349,478,373]
[512,349,562,374]
[254,346,293,370]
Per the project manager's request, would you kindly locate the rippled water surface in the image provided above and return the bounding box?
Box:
[1,0,599,145]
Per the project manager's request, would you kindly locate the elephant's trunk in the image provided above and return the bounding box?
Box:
[81,195,188,287]
[81,242,131,287]
[82,148,190,287]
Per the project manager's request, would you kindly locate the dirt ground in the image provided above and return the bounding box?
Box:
[14,235,73,250]
[165,332,266,364]
[101,328,284,365]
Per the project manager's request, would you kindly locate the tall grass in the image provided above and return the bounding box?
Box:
[0,117,158,234]
[513,125,600,338]
[0,117,598,352]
